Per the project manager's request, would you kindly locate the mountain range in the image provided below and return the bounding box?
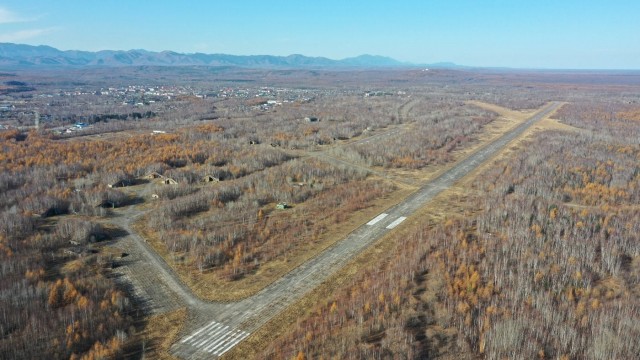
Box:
[0,43,432,69]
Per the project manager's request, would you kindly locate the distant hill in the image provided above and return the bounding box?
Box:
[0,43,425,69]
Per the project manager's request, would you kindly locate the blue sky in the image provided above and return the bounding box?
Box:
[0,1,639,69]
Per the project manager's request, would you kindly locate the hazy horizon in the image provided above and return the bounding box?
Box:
[1,0,639,70]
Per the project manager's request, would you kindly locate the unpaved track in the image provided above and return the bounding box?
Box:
[110,102,562,359]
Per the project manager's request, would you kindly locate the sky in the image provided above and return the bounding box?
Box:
[0,0,639,69]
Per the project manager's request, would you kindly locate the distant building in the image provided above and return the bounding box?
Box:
[143,171,164,179]
[202,175,220,183]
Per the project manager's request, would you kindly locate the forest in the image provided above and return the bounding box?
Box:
[1,67,639,359]
[257,96,640,360]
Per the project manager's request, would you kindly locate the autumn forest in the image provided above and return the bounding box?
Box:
[1,67,639,359]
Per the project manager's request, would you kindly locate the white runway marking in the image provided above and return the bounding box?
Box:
[366,213,388,225]
[181,320,250,357]
[217,330,250,356]
[180,320,218,343]
[386,216,406,229]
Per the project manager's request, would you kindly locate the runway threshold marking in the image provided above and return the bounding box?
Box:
[367,213,388,225]
[386,216,406,229]
[179,320,250,357]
